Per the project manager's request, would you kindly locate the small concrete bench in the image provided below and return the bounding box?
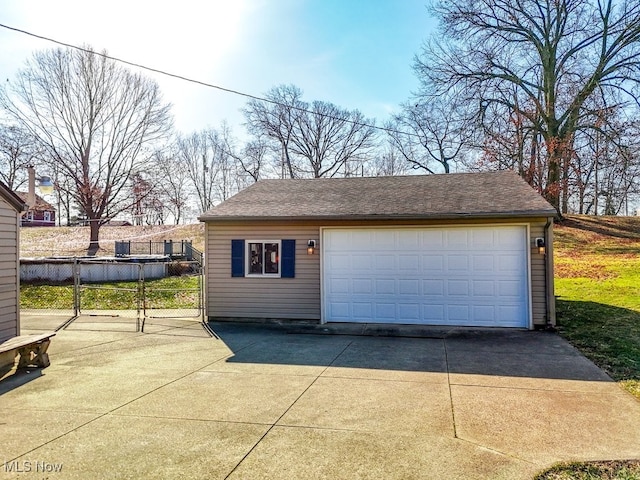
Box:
[0,333,55,369]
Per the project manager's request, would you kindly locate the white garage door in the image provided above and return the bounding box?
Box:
[322,226,530,327]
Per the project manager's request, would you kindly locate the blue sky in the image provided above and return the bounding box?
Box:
[0,1,436,135]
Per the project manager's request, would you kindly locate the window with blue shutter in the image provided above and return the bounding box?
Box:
[231,239,245,277]
[231,239,295,278]
[281,239,295,278]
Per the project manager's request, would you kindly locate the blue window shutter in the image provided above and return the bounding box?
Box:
[231,239,245,277]
[281,239,295,278]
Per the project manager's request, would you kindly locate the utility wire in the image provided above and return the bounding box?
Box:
[0,22,419,138]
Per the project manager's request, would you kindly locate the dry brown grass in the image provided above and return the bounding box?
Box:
[554,215,640,279]
[20,223,205,257]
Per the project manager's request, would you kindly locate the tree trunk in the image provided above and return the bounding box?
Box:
[88,220,100,256]
[545,149,561,213]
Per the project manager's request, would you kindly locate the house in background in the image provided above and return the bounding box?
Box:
[16,192,56,227]
[0,182,27,347]
[199,171,557,329]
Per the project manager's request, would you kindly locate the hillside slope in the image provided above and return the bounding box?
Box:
[20,223,205,257]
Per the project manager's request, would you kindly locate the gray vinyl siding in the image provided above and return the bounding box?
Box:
[204,217,554,327]
[0,197,19,341]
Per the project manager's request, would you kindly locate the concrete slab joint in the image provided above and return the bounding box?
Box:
[2,315,639,479]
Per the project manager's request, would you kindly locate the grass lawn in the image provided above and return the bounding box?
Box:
[21,275,201,310]
[535,460,640,480]
[554,215,640,400]
[540,215,640,480]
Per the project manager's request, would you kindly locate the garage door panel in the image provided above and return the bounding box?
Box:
[472,280,495,296]
[448,305,470,322]
[423,255,444,271]
[447,230,469,247]
[398,254,420,271]
[447,255,469,271]
[375,279,396,295]
[399,231,420,248]
[471,229,495,247]
[375,255,396,270]
[424,304,445,321]
[498,229,524,248]
[323,226,529,327]
[498,254,522,271]
[473,255,495,272]
[423,279,445,296]
[498,280,522,297]
[353,303,372,319]
[373,230,395,248]
[329,278,350,294]
[474,305,496,322]
[329,302,351,320]
[352,254,373,271]
[375,303,396,320]
[399,279,420,295]
[329,254,351,271]
[398,304,420,320]
[448,280,470,296]
[352,278,373,294]
[421,230,444,247]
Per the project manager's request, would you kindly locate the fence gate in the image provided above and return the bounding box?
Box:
[140,261,204,328]
[74,259,204,332]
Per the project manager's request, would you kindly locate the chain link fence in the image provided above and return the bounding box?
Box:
[20,258,204,331]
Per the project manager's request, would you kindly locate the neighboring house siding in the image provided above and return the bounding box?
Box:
[0,197,19,341]
[206,217,554,327]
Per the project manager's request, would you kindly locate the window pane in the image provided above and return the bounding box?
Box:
[249,243,263,274]
[264,243,279,274]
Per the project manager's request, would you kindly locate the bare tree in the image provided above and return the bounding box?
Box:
[367,140,411,177]
[150,147,191,224]
[1,46,172,253]
[178,124,241,215]
[243,85,303,178]
[244,84,378,178]
[291,101,377,178]
[387,95,469,174]
[0,123,42,190]
[417,0,640,212]
[237,138,268,183]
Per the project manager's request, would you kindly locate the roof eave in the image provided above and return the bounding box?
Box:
[199,210,557,223]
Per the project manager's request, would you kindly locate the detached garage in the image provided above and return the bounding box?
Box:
[200,171,556,329]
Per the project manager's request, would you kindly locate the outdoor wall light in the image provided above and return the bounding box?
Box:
[536,237,546,255]
[307,240,317,255]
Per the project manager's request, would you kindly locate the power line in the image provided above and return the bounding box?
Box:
[0,22,418,138]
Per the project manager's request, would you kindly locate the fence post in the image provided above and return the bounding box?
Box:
[164,240,173,256]
[73,258,80,317]
[137,263,144,332]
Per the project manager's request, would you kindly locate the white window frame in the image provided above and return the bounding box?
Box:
[43,211,51,222]
[245,240,282,277]
[26,211,34,222]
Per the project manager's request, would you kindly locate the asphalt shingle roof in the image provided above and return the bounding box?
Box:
[199,171,556,221]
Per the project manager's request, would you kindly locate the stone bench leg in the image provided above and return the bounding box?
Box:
[17,340,51,369]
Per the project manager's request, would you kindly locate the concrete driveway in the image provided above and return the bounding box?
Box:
[2,315,640,479]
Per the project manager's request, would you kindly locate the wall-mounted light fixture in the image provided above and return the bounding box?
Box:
[536,237,546,255]
[307,240,317,255]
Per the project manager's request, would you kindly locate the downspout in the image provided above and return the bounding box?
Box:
[544,217,556,329]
